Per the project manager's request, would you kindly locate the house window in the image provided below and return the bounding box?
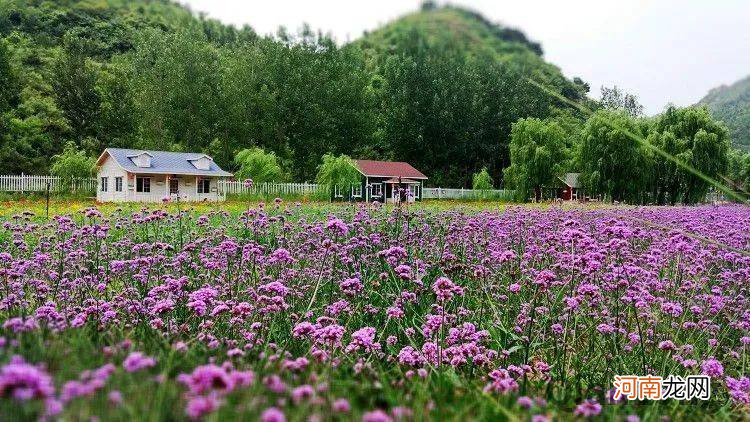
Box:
[334,185,343,198]
[351,184,362,197]
[136,177,151,193]
[169,179,179,194]
[408,185,418,199]
[100,177,108,192]
[371,183,382,197]
[197,178,211,194]
[115,177,123,192]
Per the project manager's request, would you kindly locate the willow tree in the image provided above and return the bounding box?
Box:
[503,118,567,202]
[578,110,648,203]
[648,106,729,204]
[234,148,285,183]
[315,154,361,198]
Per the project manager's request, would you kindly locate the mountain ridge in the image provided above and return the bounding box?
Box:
[697,74,750,150]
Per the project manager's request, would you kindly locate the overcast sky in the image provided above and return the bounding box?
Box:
[181,0,750,115]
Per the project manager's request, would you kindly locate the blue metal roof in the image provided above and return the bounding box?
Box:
[101,148,233,177]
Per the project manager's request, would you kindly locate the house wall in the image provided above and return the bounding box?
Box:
[96,157,129,202]
[127,174,171,203]
[557,186,581,201]
[362,177,422,203]
[127,175,224,203]
[366,177,386,202]
[561,186,573,201]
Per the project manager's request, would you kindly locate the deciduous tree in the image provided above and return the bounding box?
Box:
[649,106,730,204]
[504,118,568,202]
[578,110,648,202]
[50,141,95,182]
[234,148,285,183]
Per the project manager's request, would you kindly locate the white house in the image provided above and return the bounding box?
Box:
[95,148,232,202]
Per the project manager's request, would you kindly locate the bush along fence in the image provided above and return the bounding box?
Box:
[0,174,96,194]
[217,182,516,202]
[217,181,328,199]
[422,187,516,201]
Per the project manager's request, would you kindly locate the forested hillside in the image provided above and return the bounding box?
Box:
[0,0,587,186]
[0,0,256,173]
[698,75,750,151]
[355,5,590,185]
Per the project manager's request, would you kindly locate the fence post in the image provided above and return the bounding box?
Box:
[46,182,50,219]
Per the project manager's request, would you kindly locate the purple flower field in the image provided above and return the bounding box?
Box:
[0,203,748,420]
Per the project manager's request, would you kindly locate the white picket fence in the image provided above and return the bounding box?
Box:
[0,174,96,193]
[422,187,515,200]
[217,180,326,197]
[0,174,516,201]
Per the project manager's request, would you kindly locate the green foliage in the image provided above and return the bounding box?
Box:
[0,0,590,188]
[578,110,649,203]
[698,74,750,150]
[50,141,95,181]
[600,85,644,117]
[53,33,101,144]
[0,37,18,112]
[504,118,568,201]
[234,147,285,183]
[569,105,730,204]
[646,106,729,204]
[359,6,586,186]
[95,59,135,148]
[727,148,750,188]
[315,154,360,187]
[0,84,71,174]
[471,167,493,190]
[127,28,223,153]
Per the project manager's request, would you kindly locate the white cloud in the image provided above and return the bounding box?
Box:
[181,0,750,115]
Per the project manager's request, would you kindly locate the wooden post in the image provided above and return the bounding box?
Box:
[46,182,50,219]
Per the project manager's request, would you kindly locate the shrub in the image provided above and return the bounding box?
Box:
[234,148,285,183]
[472,167,493,190]
[50,142,95,181]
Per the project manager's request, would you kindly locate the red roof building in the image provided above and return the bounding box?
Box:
[344,160,428,203]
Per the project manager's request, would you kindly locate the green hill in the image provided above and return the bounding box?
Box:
[0,0,253,52]
[698,75,750,151]
[357,5,586,102]
[353,5,589,185]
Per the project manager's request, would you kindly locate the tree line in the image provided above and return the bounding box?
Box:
[503,90,748,204]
